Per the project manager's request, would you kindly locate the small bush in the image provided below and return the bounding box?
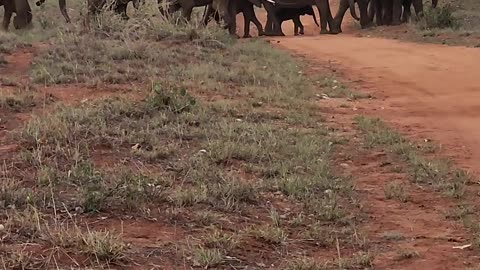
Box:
[417,5,459,30]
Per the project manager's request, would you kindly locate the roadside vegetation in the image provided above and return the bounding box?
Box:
[364,0,480,47]
[0,2,372,269]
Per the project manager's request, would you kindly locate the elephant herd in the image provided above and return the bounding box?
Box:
[1,0,440,37]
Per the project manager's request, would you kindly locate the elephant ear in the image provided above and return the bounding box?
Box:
[248,0,262,8]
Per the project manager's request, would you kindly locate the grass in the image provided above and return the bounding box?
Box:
[192,246,224,268]
[0,32,31,54]
[355,116,470,198]
[0,87,36,112]
[251,225,288,245]
[381,231,406,241]
[0,2,373,268]
[395,249,420,260]
[417,5,460,30]
[317,76,370,100]
[287,258,328,270]
[384,181,409,202]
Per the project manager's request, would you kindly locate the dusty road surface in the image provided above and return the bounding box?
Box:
[243,11,480,173]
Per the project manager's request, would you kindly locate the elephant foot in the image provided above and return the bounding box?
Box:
[361,21,375,29]
[264,30,285,37]
[258,31,265,36]
[294,32,299,36]
[320,28,332,34]
[299,30,304,35]
[243,34,252,38]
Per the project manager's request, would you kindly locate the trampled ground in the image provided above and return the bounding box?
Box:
[1,1,480,269]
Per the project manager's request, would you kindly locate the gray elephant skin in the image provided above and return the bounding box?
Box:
[1,0,32,30]
[203,0,264,38]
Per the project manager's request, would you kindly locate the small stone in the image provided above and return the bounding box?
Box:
[199,149,208,154]
[131,143,141,150]
[0,224,4,231]
[340,163,349,168]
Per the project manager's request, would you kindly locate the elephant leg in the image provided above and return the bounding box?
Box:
[182,7,194,21]
[251,13,264,36]
[243,14,252,38]
[374,0,383,25]
[263,2,283,36]
[202,5,215,25]
[368,0,376,22]
[295,17,304,35]
[401,0,411,22]
[314,0,333,34]
[2,7,13,30]
[357,0,371,28]
[227,0,237,36]
[115,3,129,20]
[13,0,33,29]
[431,0,437,8]
[330,0,349,34]
[383,0,393,25]
[392,0,402,25]
[244,4,263,36]
[412,0,423,17]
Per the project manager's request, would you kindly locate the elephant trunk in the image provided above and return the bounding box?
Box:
[348,0,360,21]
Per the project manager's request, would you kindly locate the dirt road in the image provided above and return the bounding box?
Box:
[243,13,480,173]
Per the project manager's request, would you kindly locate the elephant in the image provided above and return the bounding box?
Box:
[1,0,32,30]
[209,0,237,35]
[328,0,371,34]
[367,0,428,26]
[203,0,264,38]
[157,0,213,21]
[269,6,319,36]
[261,0,367,36]
[35,0,70,23]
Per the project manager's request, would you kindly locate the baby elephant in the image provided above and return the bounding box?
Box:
[275,6,319,36]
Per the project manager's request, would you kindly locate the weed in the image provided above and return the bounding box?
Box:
[384,181,408,202]
[79,229,126,263]
[381,231,405,241]
[195,211,221,226]
[417,5,459,30]
[445,205,474,220]
[318,77,369,100]
[287,258,328,270]
[192,246,224,268]
[269,207,282,227]
[0,178,38,209]
[0,88,35,112]
[5,207,43,240]
[0,32,30,54]
[355,116,467,198]
[251,225,288,245]
[337,251,375,268]
[303,224,334,247]
[395,249,420,260]
[203,229,238,251]
[0,249,37,269]
[206,178,257,212]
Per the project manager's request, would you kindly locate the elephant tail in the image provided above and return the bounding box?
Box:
[312,10,319,27]
[59,0,71,23]
[348,0,360,21]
